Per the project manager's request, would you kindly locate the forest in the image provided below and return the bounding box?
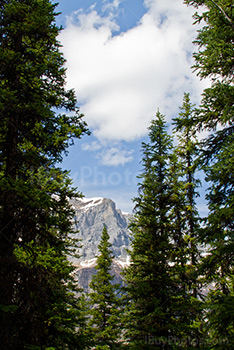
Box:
[0,0,234,349]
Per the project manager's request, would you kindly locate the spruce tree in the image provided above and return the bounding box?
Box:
[184,1,234,347]
[123,112,184,349]
[88,225,121,350]
[173,93,201,298]
[172,93,205,344]
[0,1,89,349]
[184,0,234,131]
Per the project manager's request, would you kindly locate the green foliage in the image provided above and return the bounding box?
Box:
[184,0,234,131]
[88,225,122,349]
[0,0,89,349]
[185,1,234,347]
[172,93,207,344]
[123,112,184,349]
[172,93,201,289]
[123,107,208,348]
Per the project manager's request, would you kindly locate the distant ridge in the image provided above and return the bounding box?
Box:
[70,197,131,263]
[69,197,131,293]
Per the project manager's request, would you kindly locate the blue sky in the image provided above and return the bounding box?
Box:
[55,0,209,213]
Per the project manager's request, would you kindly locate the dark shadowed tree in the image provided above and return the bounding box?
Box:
[173,93,201,296]
[172,92,205,344]
[185,1,234,347]
[88,225,122,349]
[123,112,184,349]
[0,0,89,349]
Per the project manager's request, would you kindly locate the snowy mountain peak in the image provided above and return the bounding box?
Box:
[77,197,104,211]
[70,197,131,293]
[70,197,131,264]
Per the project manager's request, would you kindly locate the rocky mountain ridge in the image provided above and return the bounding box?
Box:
[70,197,131,293]
[70,197,131,264]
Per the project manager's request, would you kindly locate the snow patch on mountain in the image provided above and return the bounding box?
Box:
[78,197,104,211]
[69,197,132,292]
[115,256,131,269]
[70,197,131,263]
[80,258,97,268]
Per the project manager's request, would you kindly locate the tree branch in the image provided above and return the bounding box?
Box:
[209,0,234,30]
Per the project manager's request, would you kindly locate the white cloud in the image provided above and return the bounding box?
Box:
[82,140,102,152]
[82,139,134,166]
[98,147,134,166]
[102,0,122,14]
[60,0,208,142]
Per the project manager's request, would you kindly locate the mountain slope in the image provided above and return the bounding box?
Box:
[70,197,131,293]
[71,197,131,263]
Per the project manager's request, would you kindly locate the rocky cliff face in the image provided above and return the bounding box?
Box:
[71,197,131,263]
[69,197,131,293]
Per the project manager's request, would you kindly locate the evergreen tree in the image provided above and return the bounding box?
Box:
[172,93,205,345]
[88,225,121,350]
[0,0,89,349]
[123,111,185,349]
[184,0,234,131]
[185,1,234,347]
[173,93,201,298]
